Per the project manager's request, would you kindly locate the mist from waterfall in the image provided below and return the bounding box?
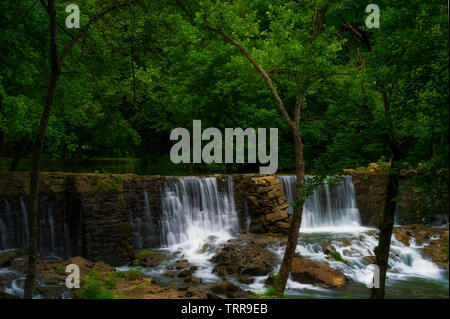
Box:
[278,175,362,231]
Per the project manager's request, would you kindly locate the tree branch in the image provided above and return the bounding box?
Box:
[294,92,305,127]
[203,12,295,129]
[310,3,329,44]
[59,0,141,65]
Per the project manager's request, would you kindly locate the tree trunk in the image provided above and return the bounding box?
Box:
[23,0,141,299]
[274,127,306,293]
[9,133,30,171]
[371,145,401,299]
[23,0,59,299]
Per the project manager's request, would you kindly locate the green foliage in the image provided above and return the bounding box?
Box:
[254,287,284,299]
[0,1,447,223]
[75,268,142,299]
[108,267,142,281]
[55,267,65,276]
[137,249,159,256]
[74,270,115,299]
[328,250,349,265]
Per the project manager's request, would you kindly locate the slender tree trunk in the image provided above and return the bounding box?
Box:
[24,0,59,299]
[203,14,311,296]
[371,145,401,299]
[9,133,30,171]
[274,128,306,293]
[23,0,141,299]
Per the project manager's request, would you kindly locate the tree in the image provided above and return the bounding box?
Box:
[323,0,448,298]
[24,0,141,299]
[202,0,342,294]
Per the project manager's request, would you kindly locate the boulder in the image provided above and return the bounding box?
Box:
[211,234,276,278]
[237,276,254,285]
[133,250,166,267]
[394,231,410,246]
[167,259,189,270]
[423,241,449,269]
[0,251,17,268]
[290,255,347,288]
[184,276,202,284]
[177,269,193,278]
[209,280,254,298]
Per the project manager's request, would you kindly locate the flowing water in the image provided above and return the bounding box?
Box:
[123,175,448,299]
[1,175,448,299]
[0,197,82,257]
[278,175,361,230]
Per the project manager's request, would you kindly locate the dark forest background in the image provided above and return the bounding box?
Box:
[0,0,448,219]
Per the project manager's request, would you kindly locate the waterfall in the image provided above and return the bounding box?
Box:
[129,182,159,249]
[19,197,28,247]
[278,175,361,230]
[0,219,8,249]
[160,176,239,247]
[0,198,81,256]
[0,198,28,250]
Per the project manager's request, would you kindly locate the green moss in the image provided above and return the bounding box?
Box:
[55,267,65,276]
[328,250,349,265]
[137,249,160,256]
[89,172,123,191]
[108,267,142,281]
[14,248,27,256]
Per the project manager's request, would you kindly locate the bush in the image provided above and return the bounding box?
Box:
[254,287,284,299]
[75,270,115,299]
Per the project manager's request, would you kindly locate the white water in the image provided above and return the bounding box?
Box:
[278,175,361,230]
[1,175,447,299]
[0,197,80,256]
[160,176,239,247]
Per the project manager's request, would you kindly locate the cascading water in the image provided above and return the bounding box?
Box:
[0,198,28,250]
[129,182,159,249]
[0,197,82,257]
[160,176,239,247]
[278,175,361,230]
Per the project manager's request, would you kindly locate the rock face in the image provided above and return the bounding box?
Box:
[211,234,277,278]
[233,175,291,234]
[0,172,167,266]
[290,255,347,288]
[0,171,441,267]
[347,165,422,226]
